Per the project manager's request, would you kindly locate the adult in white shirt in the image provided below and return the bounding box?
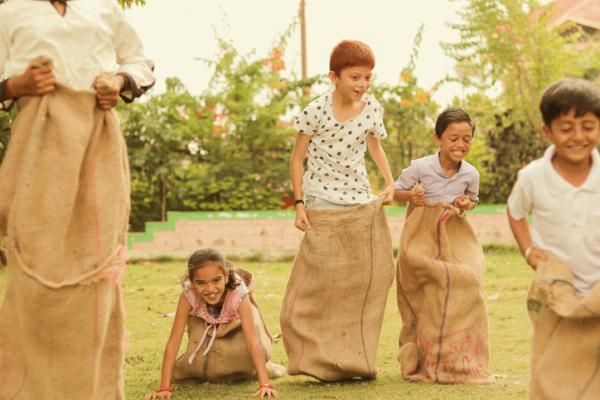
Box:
[0,0,155,110]
[0,1,154,398]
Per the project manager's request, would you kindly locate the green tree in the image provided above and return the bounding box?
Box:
[0,111,11,164]
[444,0,573,128]
[370,25,439,188]
[174,34,318,213]
[442,0,599,201]
[118,77,204,228]
[119,27,318,229]
[0,0,145,5]
[483,111,546,203]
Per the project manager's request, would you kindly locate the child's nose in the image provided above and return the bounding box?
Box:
[572,125,586,139]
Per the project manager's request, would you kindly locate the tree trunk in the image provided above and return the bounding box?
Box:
[160,177,168,222]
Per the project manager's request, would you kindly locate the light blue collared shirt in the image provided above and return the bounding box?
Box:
[394,152,480,204]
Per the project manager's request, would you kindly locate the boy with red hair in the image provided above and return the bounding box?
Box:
[282,40,395,381]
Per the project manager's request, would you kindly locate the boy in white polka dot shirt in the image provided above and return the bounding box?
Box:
[290,40,394,231]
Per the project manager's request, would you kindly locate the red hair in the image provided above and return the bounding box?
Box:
[329,40,375,76]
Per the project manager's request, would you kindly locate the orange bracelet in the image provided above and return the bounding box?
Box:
[156,386,173,393]
[259,383,273,389]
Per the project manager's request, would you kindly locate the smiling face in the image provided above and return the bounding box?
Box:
[543,109,600,165]
[329,65,373,102]
[435,121,474,166]
[191,262,227,306]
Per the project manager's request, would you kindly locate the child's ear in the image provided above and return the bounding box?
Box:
[328,71,339,84]
[541,124,552,141]
[433,131,441,145]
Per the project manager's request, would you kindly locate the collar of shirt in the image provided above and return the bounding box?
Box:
[432,151,464,179]
[543,145,600,195]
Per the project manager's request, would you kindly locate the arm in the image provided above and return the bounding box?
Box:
[452,195,477,211]
[111,2,155,103]
[394,188,424,207]
[148,293,191,399]
[1,57,56,105]
[366,134,395,204]
[506,170,546,270]
[393,162,423,206]
[0,16,55,109]
[507,209,546,270]
[239,297,279,398]
[453,169,480,210]
[290,133,311,231]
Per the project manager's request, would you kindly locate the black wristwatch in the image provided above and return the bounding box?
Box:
[294,199,305,206]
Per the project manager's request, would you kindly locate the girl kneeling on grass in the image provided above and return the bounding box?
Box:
[146,248,283,399]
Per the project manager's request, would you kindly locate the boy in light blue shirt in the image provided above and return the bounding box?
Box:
[394,108,479,209]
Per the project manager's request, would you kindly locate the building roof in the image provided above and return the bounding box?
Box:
[550,0,600,31]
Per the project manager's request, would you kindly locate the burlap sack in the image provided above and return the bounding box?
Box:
[172,268,274,382]
[280,198,394,381]
[527,253,600,400]
[0,85,130,399]
[396,205,493,384]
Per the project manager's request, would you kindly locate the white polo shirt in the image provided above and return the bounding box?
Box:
[507,145,600,295]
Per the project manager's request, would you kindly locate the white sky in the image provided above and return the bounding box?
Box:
[124,0,467,105]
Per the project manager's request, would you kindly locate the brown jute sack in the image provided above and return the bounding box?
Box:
[280,198,394,381]
[396,205,493,384]
[0,85,130,399]
[173,268,274,382]
[527,253,600,400]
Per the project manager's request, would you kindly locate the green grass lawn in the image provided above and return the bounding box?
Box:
[120,247,534,400]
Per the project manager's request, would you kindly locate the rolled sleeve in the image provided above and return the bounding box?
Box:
[466,170,480,203]
[368,101,387,140]
[507,171,532,220]
[395,161,419,190]
[294,105,319,136]
[112,3,155,102]
[0,24,14,112]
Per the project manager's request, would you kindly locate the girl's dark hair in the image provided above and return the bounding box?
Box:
[540,78,600,127]
[434,108,475,138]
[187,248,239,289]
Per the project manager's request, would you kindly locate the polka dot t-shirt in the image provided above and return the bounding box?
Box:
[294,92,387,205]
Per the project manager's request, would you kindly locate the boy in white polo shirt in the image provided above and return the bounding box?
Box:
[507,78,600,295]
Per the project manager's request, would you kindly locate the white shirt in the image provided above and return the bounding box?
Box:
[294,92,387,205]
[507,145,600,295]
[0,0,154,91]
[395,152,480,204]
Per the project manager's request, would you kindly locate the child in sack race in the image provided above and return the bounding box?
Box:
[0,1,154,398]
[507,78,600,399]
[281,39,396,382]
[146,248,284,399]
[393,108,494,384]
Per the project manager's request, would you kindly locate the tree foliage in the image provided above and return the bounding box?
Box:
[371,25,439,188]
[0,112,11,163]
[119,28,318,229]
[444,0,600,201]
[443,0,573,128]
[483,112,547,202]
